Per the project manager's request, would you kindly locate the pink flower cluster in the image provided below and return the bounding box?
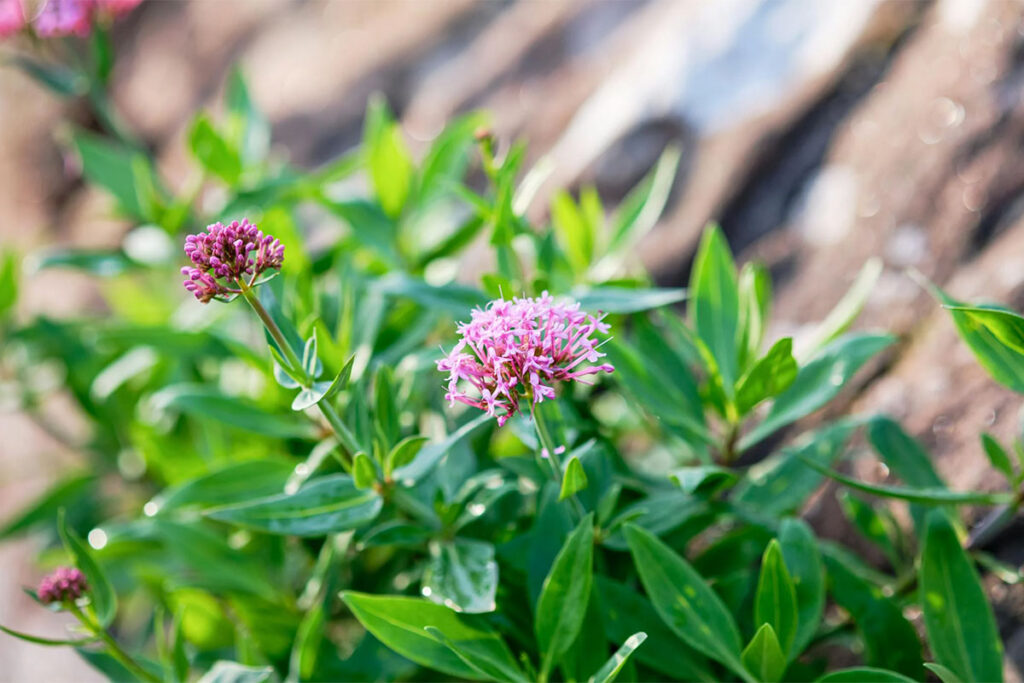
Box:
[181,219,284,303]
[437,293,614,426]
[0,0,141,40]
[38,566,88,604]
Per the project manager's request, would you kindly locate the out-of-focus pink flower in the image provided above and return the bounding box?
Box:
[181,219,285,303]
[94,0,142,18]
[0,0,25,38]
[437,293,614,425]
[33,0,91,37]
[38,567,88,604]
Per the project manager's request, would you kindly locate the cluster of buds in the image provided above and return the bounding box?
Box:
[437,292,614,426]
[0,0,142,40]
[181,219,284,303]
[37,566,88,605]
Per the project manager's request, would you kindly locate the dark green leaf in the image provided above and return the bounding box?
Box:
[424,626,527,683]
[919,510,1003,683]
[594,576,714,682]
[342,592,514,680]
[422,539,498,614]
[28,248,135,277]
[796,455,1011,505]
[150,384,316,439]
[535,513,595,678]
[868,417,948,532]
[823,551,921,675]
[741,624,786,683]
[392,414,490,483]
[670,465,737,496]
[778,519,824,658]
[924,663,966,683]
[740,333,894,449]
[385,436,429,477]
[981,434,1015,483]
[72,130,161,220]
[206,474,382,536]
[9,56,87,96]
[0,624,96,647]
[624,524,747,679]
[838,491,902,569]
[148,460,293,514]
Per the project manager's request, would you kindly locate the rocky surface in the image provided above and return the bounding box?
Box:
[4,0,1024,677]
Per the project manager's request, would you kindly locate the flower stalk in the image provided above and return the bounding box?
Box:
[67,603,159,683]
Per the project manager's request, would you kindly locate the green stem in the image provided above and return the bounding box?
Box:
[68,604,159,683]
[529,401,585,519]
[240,285,357,467]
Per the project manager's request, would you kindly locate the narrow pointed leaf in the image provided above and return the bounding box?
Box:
[741,624,786,683]
[588,632,647,683]
[754,540,798,657]
[58,510,117,627]
[778,519,824,658]
[559,456,588,501]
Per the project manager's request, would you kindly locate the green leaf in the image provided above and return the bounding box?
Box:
[424,626,527,683]
[374,272,487,314]
[29,248,135,277]
[838,491,902,569]
[981,433,1016,483]
[0,624,96,647]
[58,510,117,627]
[0,249,18,320]
[422,539,498,614]
[736,337,798,415]
[352,453,377,490]
[737,262,772,371]
[535,513,595,678]
[823,550,921,675]
[290,381,334,411]
[624,524,748,679]
[741,624,786,683]
[798,258,882,361]
[690,224,741,392]
[572,286,688,314]
[552,190,596,273]
[947,305,1024,355]
[188,114,242,185]
[226,66,270,164]
[734,419,860,516]
[796,455,1011,505]
[392,414,491,483]
[150,384,317,440]
[924,663,967,683]
[593,577,714,682]
[606,145,680,257]
[385,436,429,477]
[374,365,400,446]
[0,473,93,539]
[816,668,917,682]
[868,417,948,532]
[417,111,486,204]
[588,632,647,683]
[148,460,293,514]
[923,280,1024,392]
[206,474,382,536]
[559,456,588,501]
[365,96,413,218]
[919,510,1004,683]
[71,130,161,220]
[8,55,87,96]
[778,519,824,658]
[740,333,895,449]
[342,592,515,680]
[669,465,737,496]
[197,661,276,683]
[754,540,798,657]
[603,491,710,550]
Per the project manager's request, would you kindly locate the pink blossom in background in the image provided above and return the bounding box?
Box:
[181,219,285,303]
[437,293,614,426]
[0,0,25,38]
[37,566,88,604]
[94,0,142,18]
[33,0,91,37]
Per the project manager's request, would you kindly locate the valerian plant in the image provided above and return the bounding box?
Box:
[0,21,1021,683]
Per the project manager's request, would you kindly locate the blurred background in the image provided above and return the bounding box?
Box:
[4,0,1024,678]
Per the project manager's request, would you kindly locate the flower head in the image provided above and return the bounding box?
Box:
[38,566,88,605]
[33,0,91,37]
[0,0,25,38]
[181,219,284,303]
[437,292,614,425]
